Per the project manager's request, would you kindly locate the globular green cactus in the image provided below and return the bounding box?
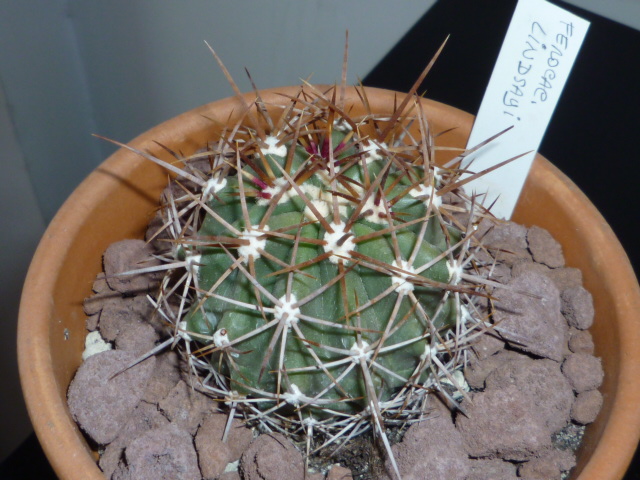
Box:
[182,118,463,417]
[138,81,487,474]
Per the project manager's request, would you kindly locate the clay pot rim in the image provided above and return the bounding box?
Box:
[17,85,640,479]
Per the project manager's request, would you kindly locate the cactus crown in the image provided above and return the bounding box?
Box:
[133,79,493,473]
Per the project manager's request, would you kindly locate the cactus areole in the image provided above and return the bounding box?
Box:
[151,85,490,444]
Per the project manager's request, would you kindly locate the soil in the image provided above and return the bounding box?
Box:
[68,217,603,480]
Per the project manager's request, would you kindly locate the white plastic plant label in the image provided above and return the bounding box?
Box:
[463,0,590,219]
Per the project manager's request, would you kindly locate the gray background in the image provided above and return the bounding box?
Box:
[1,0,638,462]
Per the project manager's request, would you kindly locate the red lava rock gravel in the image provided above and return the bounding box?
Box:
[568,328,595,354]
[239,433,305,480]
[492,270,568,361]
[561,285,595,330]
[484,356,574,432]
[527,225,565,268]
[141,350,181,404]
[457,384,552,460]
[562,352,605,393]
[157,379,213,435]
[117,423,201,480]
[571,389,604,425]
[517,447,576,480]
[326,464,353,480]
[103,239,162,294]
[384,402,472,479]
[195,413,254,479]
[67,350,155,445]
[465,458,518,480]
[478,221,531,266]
[99,400,170,478]
[67,218,604,480]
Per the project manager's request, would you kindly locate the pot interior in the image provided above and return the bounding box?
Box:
[18,87,640,479]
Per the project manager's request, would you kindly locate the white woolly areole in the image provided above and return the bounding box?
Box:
[447,260,463,284]
[274,294,300,328]
[256,177,293,206]
[224,390,242,405]
[257,179,348,223]
[177,321,192,342]
[433,167,444,184]
[304,184,330,221]
[302,417,318,428]
[360,195,391,225]
[421,343,435,361]
[213,328,231,348]
[323,222,355,264]
[361,140,387,163]
[82,331,112,360]
[410,183,442,208]
[237,226,269,263]
[391,259,416,294]
[334,119,352,132]
[350,340,372,363]
[185,253,202,276]
[282,384,307,406]
[262,136,287,157]
[202,176,227,203]
[302,184,351,222]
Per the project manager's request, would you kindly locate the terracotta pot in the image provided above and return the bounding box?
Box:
[18,86,640,479]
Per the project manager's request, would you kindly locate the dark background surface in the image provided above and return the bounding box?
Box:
[365,0,640,280]
[4,0,639,478]
[363,0,640,480]
[365,1,640,478]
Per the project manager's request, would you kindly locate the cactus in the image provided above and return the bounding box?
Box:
[183,116,467,410]
[154,85,484,423]
[111,54,495,478]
